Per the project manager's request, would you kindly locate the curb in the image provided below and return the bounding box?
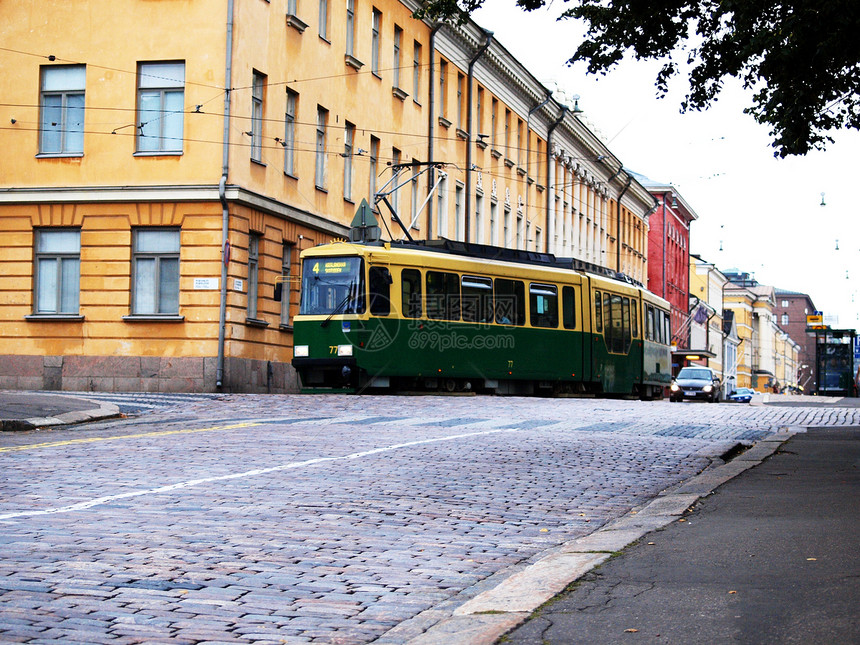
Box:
[403,429,798,645]
[0,399,121,432]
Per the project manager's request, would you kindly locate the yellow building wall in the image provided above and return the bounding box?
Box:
[0,0,226,188]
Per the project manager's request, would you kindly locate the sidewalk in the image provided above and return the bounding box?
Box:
[500,426,860,644]
[0,391,120,431]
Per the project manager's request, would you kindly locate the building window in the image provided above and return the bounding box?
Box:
[437,174,448,237]
[346,0,355,56]
[411,160,420,228]
[391,148,401,214]
[137,62,184,153]
[369,135,380,208]
[516,119,523,165]
[251,71,265,161]
[781,313,789,325]
[439,60,448,120]
[40,65,85,155]
[34,229,80,314]
[455,183,464,241]
[413,41,422,103]
[504,109,511,157]
[248,233,260,319]
[318,0,328,39]
[132,228,180,315]
[371,9,381,76]
[475,192,484,244]
[393,26,403,89]
[781,299,789,307]
[476,87,484,133]
[490,199,498,245]
[491,98,498,149]
[281,242,294,326]
[344,121,355,200]
[457,73,465,130]
[284,89,298,176]
[315,106,328,189]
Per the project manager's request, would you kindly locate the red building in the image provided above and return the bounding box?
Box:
[774,289,818,392]
[636,175,698,352]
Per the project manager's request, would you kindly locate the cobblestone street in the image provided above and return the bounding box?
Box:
[2,395,859,644]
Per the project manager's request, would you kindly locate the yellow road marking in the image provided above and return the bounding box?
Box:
[0,422,261,454]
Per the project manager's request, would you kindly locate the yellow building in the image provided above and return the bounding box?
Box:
[0,0,654,392]
[723,271,800,393]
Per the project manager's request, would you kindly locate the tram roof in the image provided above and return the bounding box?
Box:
[302,239,664,302]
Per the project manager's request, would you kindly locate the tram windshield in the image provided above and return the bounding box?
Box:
[299,256,365,315]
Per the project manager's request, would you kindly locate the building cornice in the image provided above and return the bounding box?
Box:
[0,185,350,237]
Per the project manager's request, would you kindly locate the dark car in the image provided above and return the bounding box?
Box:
[727,387,755,403]
[670,366,722,402]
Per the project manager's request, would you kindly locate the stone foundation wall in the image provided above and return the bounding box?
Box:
[0,355,300,394]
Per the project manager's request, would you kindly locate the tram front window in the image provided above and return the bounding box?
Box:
[300,257,365,315]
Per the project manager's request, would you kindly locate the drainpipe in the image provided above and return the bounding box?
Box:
[545,105,567,254]
[216,0,235,389]
[615,174,632,272]
[426,23,442,239]
[464,29,492,243]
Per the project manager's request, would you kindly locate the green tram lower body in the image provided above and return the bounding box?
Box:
[292,317,669,398]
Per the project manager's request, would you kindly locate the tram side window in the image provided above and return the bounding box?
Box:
[631,300,639,338]
[610,294,624,353]
[426,270,460,320]
[646,305,655,341]
[494,278,525,325]
[622,297,631,348]
[401,268,422,318]
[462,275,493,323]
[562,286,576,329]
[529,283,558,328]
[595,290,602,332]
[369,266,392,315]
[663,310,671,345]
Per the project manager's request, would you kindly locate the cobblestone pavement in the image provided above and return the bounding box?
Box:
[1,395,858,644]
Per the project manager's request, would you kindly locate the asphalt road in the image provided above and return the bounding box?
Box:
[1,395,858,643]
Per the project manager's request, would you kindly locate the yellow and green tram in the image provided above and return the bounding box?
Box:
[291,240,672,397]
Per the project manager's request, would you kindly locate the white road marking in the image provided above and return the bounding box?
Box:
[0,427,516,521]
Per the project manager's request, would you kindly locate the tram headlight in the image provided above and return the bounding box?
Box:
[294,345,309,357]
[337,344,353,357]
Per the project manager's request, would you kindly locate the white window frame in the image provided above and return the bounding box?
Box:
[281,242,294,326]
[318,0,328,40]
[369,135,380,208]
[393,26,403,89]
[39,65,85,155]
[346,0,356,56]
[284,89,298,176]
[344,121,355,200]
[131,228,180,315]
[315,106,328,189]
[247,233,260,320]
[412,41,422,103]
[251,71,265,162]
[137,62,185,154]
[371,9,381,76]
[34,228,81,315]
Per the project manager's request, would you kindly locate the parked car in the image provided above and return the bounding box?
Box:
[727,387,755,403]
[670,366,722,402]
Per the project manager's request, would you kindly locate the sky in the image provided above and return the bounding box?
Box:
[472,2,860,333]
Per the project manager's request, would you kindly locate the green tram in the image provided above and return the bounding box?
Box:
[291,240,673,397]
